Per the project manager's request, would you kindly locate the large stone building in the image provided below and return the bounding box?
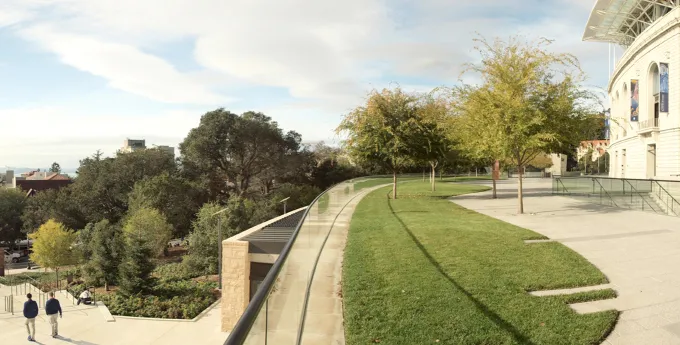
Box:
[584,1,680,179]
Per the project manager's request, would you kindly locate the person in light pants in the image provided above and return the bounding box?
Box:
[23,293,39,342]
[45,292,62,338]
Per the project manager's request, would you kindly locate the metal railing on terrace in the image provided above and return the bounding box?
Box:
[224,176,410,345]
[553,176,680,216]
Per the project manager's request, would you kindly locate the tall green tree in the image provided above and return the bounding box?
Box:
[128,173,206,238]
[123,207,173,257]
[118,239,154,295]
[71,149,176,224]
[80,220,124,290]
[337,88,420,199]
[180,109,305,199]
[184,198,274,274]
[454,36,601,213]
[49,162,61,173]
[22,188,86,233]
[0,188,26,244]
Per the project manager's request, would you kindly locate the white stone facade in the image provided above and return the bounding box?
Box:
[606,9,680,180]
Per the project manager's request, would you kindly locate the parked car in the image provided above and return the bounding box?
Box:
[167,238,188,248]
[4,250,20,263]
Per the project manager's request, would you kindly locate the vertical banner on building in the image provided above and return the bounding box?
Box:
[631,79,639,122]
[660,63,669,113]
[604,109,610,140]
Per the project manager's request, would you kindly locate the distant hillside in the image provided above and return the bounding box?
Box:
[1,167,78,175]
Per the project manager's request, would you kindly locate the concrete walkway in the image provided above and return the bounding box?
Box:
[0,283,227,345]
[245,182,386,345]
[451,179,680,345]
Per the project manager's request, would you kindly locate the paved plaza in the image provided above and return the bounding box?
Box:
[452,178,680,345]
[0,284,227,345]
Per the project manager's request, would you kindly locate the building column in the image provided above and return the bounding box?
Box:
[221,240,250,332]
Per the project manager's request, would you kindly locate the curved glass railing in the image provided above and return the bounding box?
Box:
[224,177,394,344]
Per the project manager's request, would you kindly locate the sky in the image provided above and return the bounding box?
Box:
[0,0,611,169]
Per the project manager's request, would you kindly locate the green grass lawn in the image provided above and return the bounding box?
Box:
[343,182,617,345]
[352,176,420,191]
[441,175,508,182]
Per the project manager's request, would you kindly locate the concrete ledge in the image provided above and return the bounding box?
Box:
[96,301,116,322]
[229,206,308,242]
[524,239,553,244]
[569,298,618,314]
[529,284,613,296]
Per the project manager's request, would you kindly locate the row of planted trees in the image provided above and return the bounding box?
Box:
[338,36,605,213]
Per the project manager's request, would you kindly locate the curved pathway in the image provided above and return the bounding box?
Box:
[245,182,389,345]
[451,179,680,345]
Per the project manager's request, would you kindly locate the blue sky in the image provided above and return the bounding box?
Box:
[0,0,609,169]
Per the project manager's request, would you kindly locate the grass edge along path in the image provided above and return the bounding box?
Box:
[342,182,618,345]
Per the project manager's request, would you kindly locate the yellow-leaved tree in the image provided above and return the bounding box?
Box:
[454,36,603,213]
[29,219,77,287]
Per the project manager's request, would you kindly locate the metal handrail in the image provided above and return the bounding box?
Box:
[558,176,680,183]
[554,177,570,194]
[622,179,657,212]
[652,181,680,215]
[225,177,414,344]
[592,178,619,208]
[224,181,342,344]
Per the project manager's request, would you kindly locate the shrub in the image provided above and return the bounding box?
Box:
[118,240,155,295]
[98,280,218,319]
[153,263,202,282]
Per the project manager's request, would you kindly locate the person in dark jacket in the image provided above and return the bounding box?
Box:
[23,293,39,341]
[45,292,62,338]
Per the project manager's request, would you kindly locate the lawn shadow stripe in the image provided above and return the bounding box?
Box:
[386,191,537,345]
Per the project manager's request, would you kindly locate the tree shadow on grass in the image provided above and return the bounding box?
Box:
[386,194,537,345]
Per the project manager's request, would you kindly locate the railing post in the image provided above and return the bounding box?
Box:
[600,186,602,204]
[592,179,595,194]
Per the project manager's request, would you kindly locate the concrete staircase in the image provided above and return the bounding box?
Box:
[607,192,664,213]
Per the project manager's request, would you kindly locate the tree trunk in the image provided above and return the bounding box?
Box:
[431,163,436,192]
[392,171,398,199]
[492,178,497,199]
[517,165,524,214]
[56,269,59,291]
[422,169,425,182]
[439,168,443,181]
[105,281,109,292]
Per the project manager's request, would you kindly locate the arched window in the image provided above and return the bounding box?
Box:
[648,63,660,124]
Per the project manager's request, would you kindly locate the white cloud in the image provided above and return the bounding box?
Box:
[0,0,610,166]
[18,25,230,105]
[0,106,202,167]
[5,0,605,102]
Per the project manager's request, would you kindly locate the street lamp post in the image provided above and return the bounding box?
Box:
[279,197,290,215]
[212,207,230,290]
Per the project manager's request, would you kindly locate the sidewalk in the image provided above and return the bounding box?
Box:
[0,283,227,345]
[451,179,680,345]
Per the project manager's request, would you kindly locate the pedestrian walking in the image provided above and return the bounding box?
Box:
[45,292,62,338]
[23,293,38,342]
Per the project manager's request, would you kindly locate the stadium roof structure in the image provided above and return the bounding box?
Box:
[583,0,679,46]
